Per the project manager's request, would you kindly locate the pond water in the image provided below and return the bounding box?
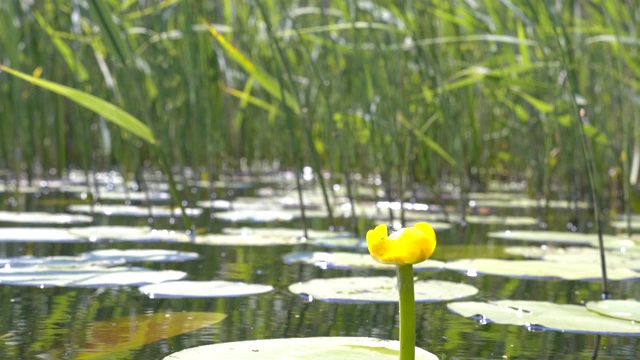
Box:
[0,173,639,359]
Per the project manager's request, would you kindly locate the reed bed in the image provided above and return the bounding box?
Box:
[0,0,637,212]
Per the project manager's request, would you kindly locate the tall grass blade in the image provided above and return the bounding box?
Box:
[0,65,156,144]
[204,22,301,114]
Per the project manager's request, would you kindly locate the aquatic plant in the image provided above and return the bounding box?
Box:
[367,222,437,360]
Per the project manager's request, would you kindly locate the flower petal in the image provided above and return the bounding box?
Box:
[366,222,437,265]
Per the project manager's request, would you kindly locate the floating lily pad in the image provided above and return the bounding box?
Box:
[283,251,445,272]
[194,226,345,247]
[385,221,452,232]
[80,249,199,263]
[308,235,367,249]
[0,211,93,225]
[610,215,640,231]
[90,191,171,202]
[195,199,233,210]
[288,277,477,303]
[585,300,640,322]
[463,215,538,226]
[444,258,640,281]
[214,210,297,222]
[469,198,589,209]
[0,266,186,288]
[75,312,227,359]
[221,227,343,239]
[0,255,125,268]
[163,337,438,360]
[0,227,83,243]
[139,280,274,298]
[67,204,202,217]
[488,230,635,249]
[447,300,640,335]
[0,183,40,194]
[68,226,191,243]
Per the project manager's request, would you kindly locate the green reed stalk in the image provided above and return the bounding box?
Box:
[545,5,609,298]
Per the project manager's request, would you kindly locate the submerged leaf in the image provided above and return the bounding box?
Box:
[75,312,226,359]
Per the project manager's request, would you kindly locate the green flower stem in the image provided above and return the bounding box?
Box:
[397,264,415,360]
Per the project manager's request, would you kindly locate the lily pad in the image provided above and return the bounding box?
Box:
[192,227,349,247]
[221,227,344,239]
[0,255,125,268]
[74,312,227,359]
[463,215,538,226]
[80,249,199,263]
[469,198,589,210]
[0,227,83,243]
[283,251,445,272]
[0,266,186,288]
[384,221,452,232]
[68,226,191,243]
[308,235,367,249]
[139,280,274,298]
[487,230,635,249]
[89,191,171,202]
[288,277,477,303]
[214,210,297,222]
[585,300,640,322]
[444,258,640,281]
[447,300,640,335]
[67,204,202,217]
[0,211,93,225]
[163,337,438,360]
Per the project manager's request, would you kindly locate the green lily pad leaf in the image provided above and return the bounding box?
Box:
[214,210,297,222]
[221,227,344,239]
[343,201,446,222]
[283,252,445,272]
[610,215,640,231]
[585,300,640,321]
[288,277,477,303]
[68,226,191,242]
[193,226,345,246]
[447,300,640,335]
[139,280,274,298]
[89,191,170,202]
[469,198,589,209]
[67,204,202,217]
[488,230,635,249]
[163,337,438,360]
[195,199,233,210]
[444,258,640,281]
[384,221,452,232]
[0,255,125,268]
[308,235,367,249]
[311,220,450,251]
[309,232,450,251]
[0,227,83,243]
[0,266,186,288]
[0,183,40,194]
[80,249,199,263]
[0,211,93,225]
[463,215,538,226]
[74,312,227,360]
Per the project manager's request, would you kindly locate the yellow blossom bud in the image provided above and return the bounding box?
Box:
[366,222,437,265]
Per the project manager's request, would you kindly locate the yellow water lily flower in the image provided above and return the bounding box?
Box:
[366,222,437,265]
